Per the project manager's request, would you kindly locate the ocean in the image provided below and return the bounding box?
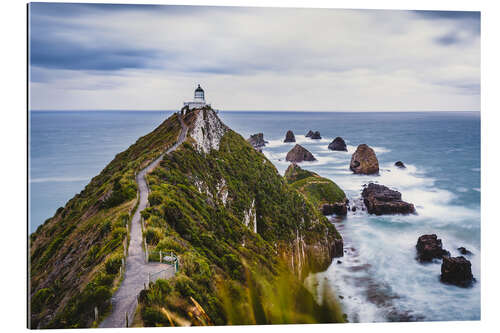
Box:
[29,110,480,322]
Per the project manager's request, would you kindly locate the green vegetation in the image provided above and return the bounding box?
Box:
[284,163,346,211]
[30,109,344,328]
[29,113,182,328]
[137,113,343,326]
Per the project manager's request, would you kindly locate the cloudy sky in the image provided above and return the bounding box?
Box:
[28,3,480,111]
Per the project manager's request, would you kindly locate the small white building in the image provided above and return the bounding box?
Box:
[183,84,211,110]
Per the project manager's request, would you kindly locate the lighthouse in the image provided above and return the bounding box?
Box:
[183,84,210,110]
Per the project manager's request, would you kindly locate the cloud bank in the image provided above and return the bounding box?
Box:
[29,3,480,111]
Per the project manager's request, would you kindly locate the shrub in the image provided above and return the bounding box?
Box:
[104,253,123,275]
[144,227,162,245]
[31,288,54,313]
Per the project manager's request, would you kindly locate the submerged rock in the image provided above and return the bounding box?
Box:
[284,130,296,143]
[395,161,406,168]
[350,144,379,174]
[247,133,268,150]
[286,144,316,162]
[458,247,473,256]
[328,137,347,151]
[362,183,416,215]
[441,256,474,287]
[416,234,450,262]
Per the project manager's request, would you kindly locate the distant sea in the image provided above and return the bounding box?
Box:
[29,110,480,322]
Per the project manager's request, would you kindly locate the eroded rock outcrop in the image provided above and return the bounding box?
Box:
[305,130,314,138]
[395,161,406,168]
[350,144,379,174]
[310,131,321,139]
[247,133,268,151]
[441,256,474,287]
[188,107,229,154]
[321,202,347,216]
[284,130,296,142]
[362,183,415,215]
[328,137,347,151]
[286,144,316,163]
[416,234,450,262]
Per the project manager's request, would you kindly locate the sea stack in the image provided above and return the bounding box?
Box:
[328,137,347,151]
[305,130,314,138]
[284,130,296,143]
[286,144,316,162]
[362,183,416,215]
[350,144,379,174]
[395,161,406,168]
[310,131,321,139]
[416,234,450,262]
[247,133,268,150]
[441,256,474,287]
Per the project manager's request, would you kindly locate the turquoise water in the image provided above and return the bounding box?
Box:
[29,110,480,322]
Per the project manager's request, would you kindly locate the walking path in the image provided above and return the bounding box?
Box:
[100,114,187,328]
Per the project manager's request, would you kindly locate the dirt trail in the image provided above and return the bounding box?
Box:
[99,114,187,328]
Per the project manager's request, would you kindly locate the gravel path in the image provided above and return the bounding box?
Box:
[99,114,187,328]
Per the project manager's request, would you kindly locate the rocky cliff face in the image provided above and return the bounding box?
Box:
[187,107,228,154]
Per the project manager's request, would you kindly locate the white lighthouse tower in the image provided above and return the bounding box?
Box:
[183,84,210,110]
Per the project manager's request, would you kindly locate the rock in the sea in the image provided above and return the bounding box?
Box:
[332,238,344,258]
[350,144,379,174]
[362,183,416,215]
[286,144,316,162]
[441,256,474,287]
[310,131,321,139]
[284,130,296,143]
[457,247,473,256]
[395,161,406,168]
[305,130,314,138]
[247,133,268,150]
[416,234,450,262]
[328,137,347,151]
[321,202,347,216]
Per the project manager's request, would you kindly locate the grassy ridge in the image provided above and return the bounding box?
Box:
[137,127,344,326]
[29,113,181,328]
[284,163,346,211]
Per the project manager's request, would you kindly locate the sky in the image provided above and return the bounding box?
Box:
[28,3,480,111]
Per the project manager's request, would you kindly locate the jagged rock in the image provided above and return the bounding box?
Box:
[350,144,379,174]
[328,137,347,151]
[395,161,406,168]
[362,183,415,215]
[332,238,344,258]
[284,130,296,142]
[321,202,347,216]
[286,144,316,163]
[189,107,229,153]
[458,247,473,256]
[310,131,321,139]
[441,256,474,287]
[305,130,314,138]
[247,133,268,150]
[416,234,450,262]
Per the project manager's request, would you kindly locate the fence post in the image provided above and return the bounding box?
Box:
[125,311,128,328]
[160,251,162,263]
[119,266,122,278]
[94,306,98,322]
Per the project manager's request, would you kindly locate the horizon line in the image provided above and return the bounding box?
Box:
[29,109,481,113]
